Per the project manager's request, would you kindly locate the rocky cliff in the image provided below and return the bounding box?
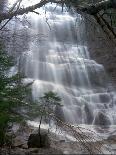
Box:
[85,14,116,88]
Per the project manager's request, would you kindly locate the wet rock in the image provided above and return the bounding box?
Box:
[22,143,28,149]
[7,148,26,155]
[12,123,32,148]
[28,148,63,154]
[27,129,50,148]
[99,94,110,103]
[28,148,39,153]
[0,147,63,155]
[13,136,25,147]
[76,106,82,124]
[55,105,65,122]
[94,112,111,126]
[84,104,94,124]
[107,135,116,142]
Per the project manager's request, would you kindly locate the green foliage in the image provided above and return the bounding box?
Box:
[40,91,61,106]
[0,42,31,146]
[39,91,62,115]
[36,91,62,135]
[42,91,61,101]
[27,91,62,119]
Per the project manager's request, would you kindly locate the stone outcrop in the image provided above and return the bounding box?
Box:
[85,15,116,88]
[84,104,94,124]
[94,112,111,126]
[27,129,50,148]
[55,105,65,122]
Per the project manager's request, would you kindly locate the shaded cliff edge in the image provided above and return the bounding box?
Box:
[85,14,116,89]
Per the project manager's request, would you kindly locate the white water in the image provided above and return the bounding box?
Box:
[5,0,116,127]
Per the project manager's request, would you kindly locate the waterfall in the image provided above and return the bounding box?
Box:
[6,0,116,127]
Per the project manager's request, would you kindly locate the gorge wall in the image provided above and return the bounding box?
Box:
[85,14,116,88]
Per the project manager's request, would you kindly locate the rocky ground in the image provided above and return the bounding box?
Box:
[0,123,116,154]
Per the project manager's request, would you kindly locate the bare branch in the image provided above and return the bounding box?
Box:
[0,0,48,22]
[0,0,115,23]
[78,0,116,15]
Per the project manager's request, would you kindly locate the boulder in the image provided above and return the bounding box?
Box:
[27,129,50,148]
[94,112,111,126]
[107,135,116,142]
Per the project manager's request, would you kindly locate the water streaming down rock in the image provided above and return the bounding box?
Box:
[21,3,116,126]
[6,0,116,126]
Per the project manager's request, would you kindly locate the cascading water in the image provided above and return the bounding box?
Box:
[6,0,116,127]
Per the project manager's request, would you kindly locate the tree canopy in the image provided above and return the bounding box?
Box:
[0,42,31,146]
[0,0,115,39]
[0,0,115,22]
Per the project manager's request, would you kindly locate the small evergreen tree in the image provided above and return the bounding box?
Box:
[37,91,61,146]
[0,42,31,146]
[27,91,62,148]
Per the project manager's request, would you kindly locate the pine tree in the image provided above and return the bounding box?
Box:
[27,91,62,148]
[37,91,61,146]
[0,42,31,146]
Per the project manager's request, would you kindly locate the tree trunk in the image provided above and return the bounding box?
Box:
[38,115,42,147]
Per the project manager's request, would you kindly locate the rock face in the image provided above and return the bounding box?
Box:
[107,135,116,142]
[27,130,50,148]
[85,15,116,88]
[94,112,111,126]
[55,105,65,122]
[84,104,94,124]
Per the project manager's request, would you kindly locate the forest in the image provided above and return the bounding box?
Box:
[0,0,116,154]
